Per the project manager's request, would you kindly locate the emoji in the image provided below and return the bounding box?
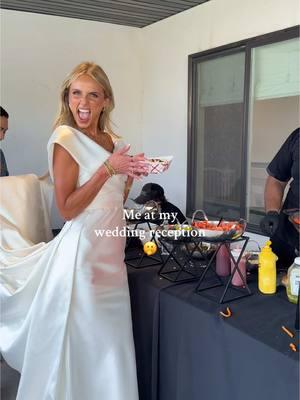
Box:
[143,241,157,256]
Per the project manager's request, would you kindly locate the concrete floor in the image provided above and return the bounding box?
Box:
[1,356,20,400]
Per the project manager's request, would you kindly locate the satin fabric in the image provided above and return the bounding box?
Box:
[0,173,53,250]
[0,125,139,400]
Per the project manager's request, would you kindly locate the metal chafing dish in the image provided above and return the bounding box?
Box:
[191,210,247,241]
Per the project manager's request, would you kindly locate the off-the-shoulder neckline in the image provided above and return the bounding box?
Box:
[58,125,122,155]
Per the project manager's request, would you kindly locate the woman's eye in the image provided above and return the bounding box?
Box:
[72,90,81,96]
[90,93,99,98]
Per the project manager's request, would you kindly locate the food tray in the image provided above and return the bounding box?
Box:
[155,224,198,241]
[191,210,246,241]
[146,156,173,174]
[192,220,246,241]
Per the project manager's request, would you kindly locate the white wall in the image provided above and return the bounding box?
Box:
[1,0,299,228]
[1,10,143,227]
[140,0,300,213]
[1,9,143,177]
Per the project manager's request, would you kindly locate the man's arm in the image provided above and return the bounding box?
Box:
[260,175,288,236]
[264,175,288,213]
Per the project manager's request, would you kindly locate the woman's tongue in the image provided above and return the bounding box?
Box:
[78,110,90,122]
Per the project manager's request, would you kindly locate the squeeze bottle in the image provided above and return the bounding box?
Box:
[258,240,278,294]
[286,257,300,304]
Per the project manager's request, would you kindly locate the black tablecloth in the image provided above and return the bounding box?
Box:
[127,264,299,400]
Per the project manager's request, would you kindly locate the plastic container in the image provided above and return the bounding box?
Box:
[230,248,247,287]
[258,240,278,294]
[286,257,300,304]
[216,244,231,277]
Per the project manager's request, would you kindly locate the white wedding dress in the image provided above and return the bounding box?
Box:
[0,125,139,400]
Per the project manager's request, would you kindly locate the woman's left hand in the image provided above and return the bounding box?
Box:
[130,153,149,179]
[108,145,149,179]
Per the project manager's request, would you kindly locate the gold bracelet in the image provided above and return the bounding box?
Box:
[104,160,116,176]
[103,162,113,177]
[105,160,116,175]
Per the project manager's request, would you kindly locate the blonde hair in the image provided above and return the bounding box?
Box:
[53,62,118,137]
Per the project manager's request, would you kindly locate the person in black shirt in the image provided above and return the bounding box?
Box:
[0,106,9,177]
[133,182,186,224]
[260,128,299,268]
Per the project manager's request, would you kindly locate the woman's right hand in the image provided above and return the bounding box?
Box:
[107,144,149,179]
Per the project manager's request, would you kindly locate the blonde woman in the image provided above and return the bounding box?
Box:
[0,62,147,399]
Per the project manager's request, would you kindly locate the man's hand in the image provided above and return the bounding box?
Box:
[260,211,280,236]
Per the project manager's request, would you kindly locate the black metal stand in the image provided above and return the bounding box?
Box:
[158,236,209,283]
[195,236,252,303]
[125,219,163,269]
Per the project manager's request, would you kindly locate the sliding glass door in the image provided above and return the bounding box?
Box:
[188,26,299,232]
[247,37,300,227]
[193,50,245,220]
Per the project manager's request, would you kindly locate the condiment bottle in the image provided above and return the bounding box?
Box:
[258,240,278,294]
[216,244,231,277]
[230,248,247,286]
[286,257,300,304]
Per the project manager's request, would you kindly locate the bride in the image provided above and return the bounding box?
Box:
[0,61,148,399]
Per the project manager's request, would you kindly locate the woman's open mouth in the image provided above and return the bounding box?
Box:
[77,108,91,123]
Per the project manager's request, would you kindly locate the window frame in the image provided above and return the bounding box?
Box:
[187,25,300,234]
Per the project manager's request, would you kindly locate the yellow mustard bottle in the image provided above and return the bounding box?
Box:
[258,240,278,294]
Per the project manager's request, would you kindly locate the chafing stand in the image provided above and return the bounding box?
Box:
[125,218,163,269]
[158,236,208,283]
[195,236,252,303]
